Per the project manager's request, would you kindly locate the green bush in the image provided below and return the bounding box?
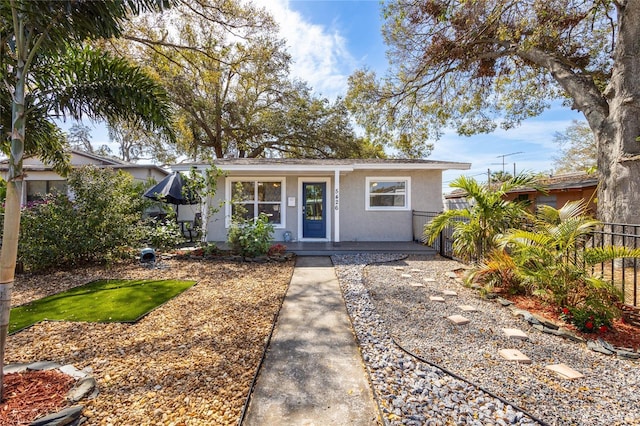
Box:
[560,306,615,333]
[19,194,78,271]
[18,166,150,271]
[227,213,274,258]
[141,215,183,250]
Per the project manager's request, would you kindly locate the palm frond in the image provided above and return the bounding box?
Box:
[584,246,640,265]
[423,209,470,244]
[39,46,175,142]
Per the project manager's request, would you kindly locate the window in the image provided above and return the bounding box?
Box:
[536,194,557,209]
[228,178,285,226]
[366,177,410,210]
[26,180,67,202]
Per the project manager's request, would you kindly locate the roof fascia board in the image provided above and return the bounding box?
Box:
[172,161,471,172]
[173,164,354,173]
[351,162,471,170]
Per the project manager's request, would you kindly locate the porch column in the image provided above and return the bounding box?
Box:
[334,169,340,243]
[200,168,209,243]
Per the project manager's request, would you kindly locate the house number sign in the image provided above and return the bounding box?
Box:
[334,188,339,210]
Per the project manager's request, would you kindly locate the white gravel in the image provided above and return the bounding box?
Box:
[332,254,640,426]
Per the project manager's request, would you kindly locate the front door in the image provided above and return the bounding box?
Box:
[302,182,326,239]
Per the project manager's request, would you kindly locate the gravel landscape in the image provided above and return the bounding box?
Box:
[7,257,294,425]
[6,253,640,425]
[333,253,640,426]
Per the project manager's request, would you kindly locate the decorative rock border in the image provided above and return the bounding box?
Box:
[482,293,640,361]
[3,361,98,425]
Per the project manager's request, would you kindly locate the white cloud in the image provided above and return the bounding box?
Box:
[251,0,356,99]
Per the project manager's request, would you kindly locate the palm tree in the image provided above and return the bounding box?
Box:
[0,0,175,398]
[424,173,540,262]
[501,200,640,310]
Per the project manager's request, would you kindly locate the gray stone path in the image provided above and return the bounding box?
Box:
[243,256,380,426]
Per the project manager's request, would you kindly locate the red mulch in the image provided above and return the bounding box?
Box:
[1,370,74,426]
[507,294,640,351]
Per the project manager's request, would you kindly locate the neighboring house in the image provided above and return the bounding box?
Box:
[444,172,598,214]
[0,150,169,204]
[173,158,470,243]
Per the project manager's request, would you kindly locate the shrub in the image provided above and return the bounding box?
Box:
[141,216,183,250]
[18,167,149,271]
[268,243,287,256]
[19,194,78,271]
[561,306,616,333]
[227,213,274,258]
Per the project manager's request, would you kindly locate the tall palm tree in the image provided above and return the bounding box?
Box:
[424,174,540,262]
[0,0,175,398]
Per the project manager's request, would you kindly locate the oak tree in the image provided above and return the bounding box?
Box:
[553,120,597,173]
[349,0,640,224]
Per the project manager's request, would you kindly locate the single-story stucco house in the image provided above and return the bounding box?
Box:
[0,150,169,205]
[173,158,470,243]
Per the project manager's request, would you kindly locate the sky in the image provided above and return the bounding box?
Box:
[252,0,586,191]
[70,0,586,193]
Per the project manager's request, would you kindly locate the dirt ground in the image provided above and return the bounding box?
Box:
[6,256,294,425]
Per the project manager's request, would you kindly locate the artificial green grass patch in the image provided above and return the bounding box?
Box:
[9,279,196,334]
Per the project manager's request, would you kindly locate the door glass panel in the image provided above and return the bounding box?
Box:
[305,184,324,220]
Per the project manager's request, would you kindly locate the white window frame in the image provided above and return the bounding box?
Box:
[365,176,411,211]
[225,177,286,228]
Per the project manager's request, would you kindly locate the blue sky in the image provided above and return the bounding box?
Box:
[256,0,586,191]
[68,0,586,193]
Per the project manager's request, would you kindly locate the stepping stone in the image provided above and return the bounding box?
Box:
[447,314,470,325]
[502,328,529,340]
[410,268,422,272]
[409,282,425,287]
[423,278,436,282]
[498,349,532,364]
[67,377,97,402]
[458,305,477,312]
[545,363,585,380]
[393,266,404,271]
[59,364,88,380]
[442,290,458,297]
[401,274,412,278]
[429,296,445,302]
[446,271,458,279]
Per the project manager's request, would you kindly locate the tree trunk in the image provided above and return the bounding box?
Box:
[598,0,640,226]
[0,16,28,398]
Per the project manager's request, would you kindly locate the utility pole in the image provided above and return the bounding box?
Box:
[496,152,523,173]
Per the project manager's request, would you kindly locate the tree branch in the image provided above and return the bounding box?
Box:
[518,47,609,130]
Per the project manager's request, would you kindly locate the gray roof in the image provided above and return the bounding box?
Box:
[174,157,470,171]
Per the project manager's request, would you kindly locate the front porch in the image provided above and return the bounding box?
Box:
[215,240,437,256]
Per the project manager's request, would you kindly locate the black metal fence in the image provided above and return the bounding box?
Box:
[412,211,455,258]
[412,211,640,308]
[588,223,640,307]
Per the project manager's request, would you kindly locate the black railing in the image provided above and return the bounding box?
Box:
[412,210,456,259]
[588,223,640,307]
[412,211,640,308]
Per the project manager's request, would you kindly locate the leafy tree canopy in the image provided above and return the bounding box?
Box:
[348,0,612,139]
[348,0,640,225]
[553,120,597,173]
[107,0,380,160]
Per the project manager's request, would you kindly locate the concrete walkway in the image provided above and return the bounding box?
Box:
[243,256,380,425]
